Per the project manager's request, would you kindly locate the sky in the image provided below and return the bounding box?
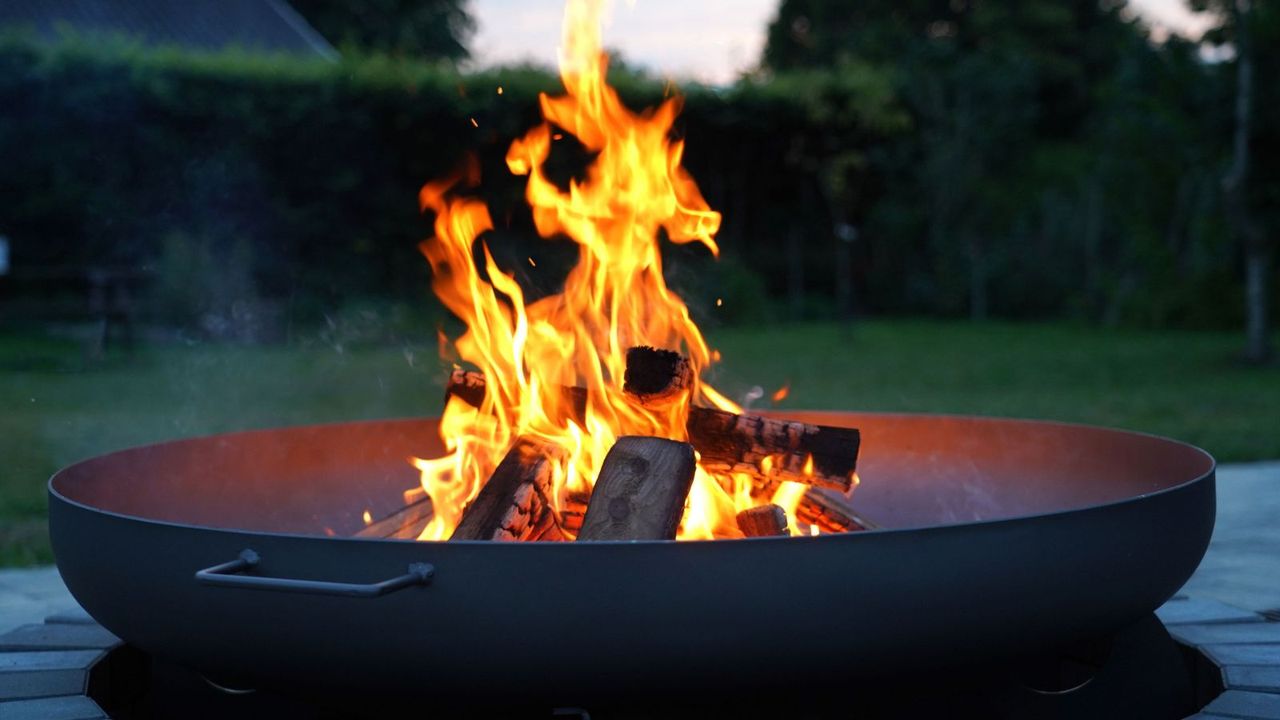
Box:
[469,0,1221,85]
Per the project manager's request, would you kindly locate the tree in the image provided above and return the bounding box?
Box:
[290,0,474,61]
[1196,0,1276,362]
[763,0,1138,320]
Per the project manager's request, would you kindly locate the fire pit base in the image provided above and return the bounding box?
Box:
[6,597,1276,719]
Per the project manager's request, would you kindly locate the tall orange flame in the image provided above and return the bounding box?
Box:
[413,0,806,540]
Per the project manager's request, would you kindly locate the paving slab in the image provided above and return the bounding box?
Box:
[1157,597,1264,626]
[0,567,75,601]
[0,694,106,719]
[1180,461,1280,613]
[1224,666,1280,693]
[0,567,78,635]
[1202,689,1280,719]
[1203,644,1280,667]
[1172,622,1280,645]
[0,649,101,699]
[43,608,96,626]
[0,624,120,652]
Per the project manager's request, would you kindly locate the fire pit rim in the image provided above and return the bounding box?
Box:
[46,411,1216,545]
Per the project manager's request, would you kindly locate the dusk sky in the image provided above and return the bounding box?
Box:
[469,0,1219,85]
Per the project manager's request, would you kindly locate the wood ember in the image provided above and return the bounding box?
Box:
[558,490,590,533]
[796,488,879,533]
[623,346,692,407]
[736,504,789,537]
[355,496,434,540]
[450,438,565,541]
[577,437,697,541]
[443,369,860,493]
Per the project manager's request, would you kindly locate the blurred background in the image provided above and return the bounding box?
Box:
[0,0,1276,564]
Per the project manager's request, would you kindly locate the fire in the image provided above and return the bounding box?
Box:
[412,0,802,540]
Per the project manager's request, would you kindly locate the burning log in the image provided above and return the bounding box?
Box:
[451,438,566,541]
[621,348,859,493]
[736,504,789,537]
[687,408,859,494]
[442,369,860,493]
[445,368,587,419]
[355,496,434,540]
[796,488,879,534]
[577,437,697,541]
[623,346,692,407]
[444,368,487,408]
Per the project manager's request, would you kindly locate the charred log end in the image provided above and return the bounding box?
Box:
[577,436,697,541]
[736,504,790,537]
[445,368,487,408]
[624,346,693,406]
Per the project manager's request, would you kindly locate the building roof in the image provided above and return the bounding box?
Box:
[0,0,337,60]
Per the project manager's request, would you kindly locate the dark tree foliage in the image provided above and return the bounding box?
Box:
[759,0,1248,329]
[290,0,474,60]
[763,0,1142,160]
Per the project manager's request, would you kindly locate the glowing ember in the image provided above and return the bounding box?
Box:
[412,0,805,540]
[771,383,790,403]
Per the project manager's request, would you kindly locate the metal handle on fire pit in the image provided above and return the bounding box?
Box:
[196,549,434,598]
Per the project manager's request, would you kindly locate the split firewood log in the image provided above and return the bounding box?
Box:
[450,438,566,541]
[355,496,434,540]
[577,436,697,541]
[796,488,879,533]
[736,504,790,537]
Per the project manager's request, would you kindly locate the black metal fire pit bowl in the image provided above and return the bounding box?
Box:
[47,412,1215,711]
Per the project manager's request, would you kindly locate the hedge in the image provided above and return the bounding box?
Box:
[0,33,1253,333]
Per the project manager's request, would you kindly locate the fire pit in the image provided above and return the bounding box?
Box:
[38,1,1221,716]
[48,412,1214,711]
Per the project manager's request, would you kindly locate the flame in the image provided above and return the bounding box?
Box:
[412,0,782,541]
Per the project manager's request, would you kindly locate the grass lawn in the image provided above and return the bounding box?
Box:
[1,320,1277,566]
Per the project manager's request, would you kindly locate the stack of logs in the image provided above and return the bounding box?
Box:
[357,347,873,542]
